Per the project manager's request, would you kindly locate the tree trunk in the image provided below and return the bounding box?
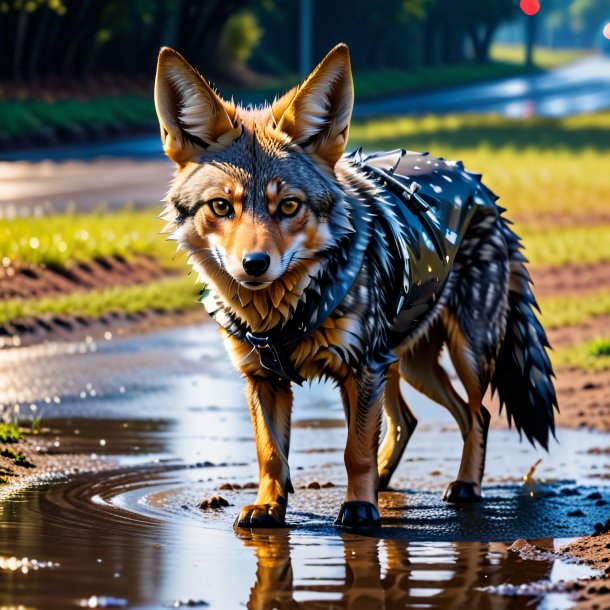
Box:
[525,13,538,67]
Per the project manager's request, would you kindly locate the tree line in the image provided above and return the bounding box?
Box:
[2,0,601,85]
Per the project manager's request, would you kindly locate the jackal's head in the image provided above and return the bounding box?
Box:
[155,45,354,305]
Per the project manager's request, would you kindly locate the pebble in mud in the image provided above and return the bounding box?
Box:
[165,599,209,608]
[198,496,230,510]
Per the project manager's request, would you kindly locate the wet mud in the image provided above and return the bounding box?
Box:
[0,324,609,609]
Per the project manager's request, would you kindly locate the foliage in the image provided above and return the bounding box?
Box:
[0,424,22,444]
[221,10,263,63]
[570,0,610,36]
[553,338,610,372]
[0,275,201,325]
[0,96,155,137]
[591,338,610,357]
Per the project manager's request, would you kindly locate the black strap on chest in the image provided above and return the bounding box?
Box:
[200,195,373,385]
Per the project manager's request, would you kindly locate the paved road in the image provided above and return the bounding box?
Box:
[1,56,608,216]
[356,55,610,119]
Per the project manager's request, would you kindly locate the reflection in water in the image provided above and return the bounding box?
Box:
[237,530,552,610]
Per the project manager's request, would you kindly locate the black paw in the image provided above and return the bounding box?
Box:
[198,495,231,509]
[334,501,381,531]
[234,502,286,528]
[443,481,483,503]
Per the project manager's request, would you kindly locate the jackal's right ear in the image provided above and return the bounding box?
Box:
[154,47,241,165]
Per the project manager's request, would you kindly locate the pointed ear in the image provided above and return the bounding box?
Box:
[276,44,353,167]
[154,47,241,165]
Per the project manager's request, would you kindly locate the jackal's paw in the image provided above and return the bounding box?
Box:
[334,501,381,531]
[443,481,482,503]
[234,502,286,528]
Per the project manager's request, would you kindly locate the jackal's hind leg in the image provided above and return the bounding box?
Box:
[378,362,418,491]
[399,321,489,502]
[235,377,293,528]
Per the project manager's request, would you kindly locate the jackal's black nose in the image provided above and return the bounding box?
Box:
[242,252,270,277]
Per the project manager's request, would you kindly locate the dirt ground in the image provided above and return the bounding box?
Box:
[561,533,610,610]
[3,255,609,431]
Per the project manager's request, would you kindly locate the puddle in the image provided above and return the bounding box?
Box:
[0,324,608,609]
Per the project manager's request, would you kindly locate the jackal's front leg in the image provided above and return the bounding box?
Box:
[335,367,385,531]
[235,376,293,528]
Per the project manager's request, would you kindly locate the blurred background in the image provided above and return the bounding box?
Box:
[1,0,610,428]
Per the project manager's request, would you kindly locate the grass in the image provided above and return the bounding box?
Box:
[349,111,610,152]
[2,207,176,269]
[0,448,34,469]
[349,113,610,223]
[0,96,155,138]
[0,274,201,325]
[522,225,610,266]
[553,338,610,372]
[490,44,590,69]
[539,290,610,330]
[0,424,22,444]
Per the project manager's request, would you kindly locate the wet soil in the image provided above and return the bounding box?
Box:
[0,255,170,300]
[0,325,608,609]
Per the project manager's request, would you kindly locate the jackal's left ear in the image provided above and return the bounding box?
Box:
[275,44,354,168]
[155,47,241,165]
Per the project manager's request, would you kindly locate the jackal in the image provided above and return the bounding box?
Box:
[155,44,557,530]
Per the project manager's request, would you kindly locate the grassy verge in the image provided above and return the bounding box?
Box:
[0,275,200,325]
[2,207,176,269]
[540,290,610,330]
[553,338,610,372]
[522,225,610,266]
[349,113,610,222]
[0,96,155,138]
[490,44,591,69]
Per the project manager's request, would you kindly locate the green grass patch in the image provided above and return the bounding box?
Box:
[0,96,156,138]
[349,113,610,224]
[540,290,610,329]
[553,338,610,372]
[591,338,610,357]
[0,274,201,325]
[0,448,34,468]
[226,61,546,103]
[490,44,590,69]
[349,112,610,153]
[522,225,610,266]
[2,207,177,269]
[0,424,22,444]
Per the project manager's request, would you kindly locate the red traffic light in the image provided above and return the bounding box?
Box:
[520,0,540,16]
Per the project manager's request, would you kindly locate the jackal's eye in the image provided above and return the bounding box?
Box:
[208,198,233,218]
[278,197,301,218]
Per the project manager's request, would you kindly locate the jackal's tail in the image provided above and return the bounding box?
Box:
[491,216,558,449]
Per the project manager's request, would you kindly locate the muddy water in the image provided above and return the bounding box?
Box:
[0,324,608,609]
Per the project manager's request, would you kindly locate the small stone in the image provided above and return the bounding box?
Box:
[568,510,585,517]
[198,495,230,510]
[307,481,321,489]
